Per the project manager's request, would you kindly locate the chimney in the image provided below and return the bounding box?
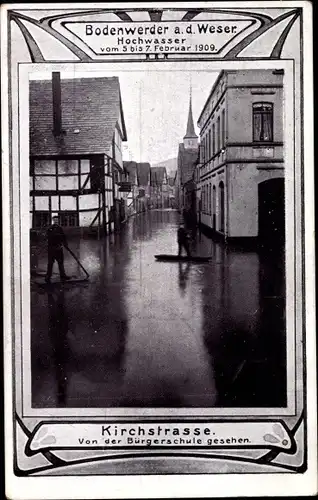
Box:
[52,72,62,137]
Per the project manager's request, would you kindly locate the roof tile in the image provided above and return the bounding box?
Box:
[30,77,126,156]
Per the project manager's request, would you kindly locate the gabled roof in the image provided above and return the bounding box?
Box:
[178,143,199,185]
[123,161,137,183]
[136,162,151,186]
[150,166,167,186]
[30,76,127,156]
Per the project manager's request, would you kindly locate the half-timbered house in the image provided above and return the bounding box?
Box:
[29,72,127,235]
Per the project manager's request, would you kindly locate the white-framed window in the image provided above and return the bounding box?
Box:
[253,102,273,142]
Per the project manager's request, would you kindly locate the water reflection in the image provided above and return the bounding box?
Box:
[47,290,70,406]
[200,241,286,407]
[31,210,286,408]
[32,239,129,408]
[178,262,191,296]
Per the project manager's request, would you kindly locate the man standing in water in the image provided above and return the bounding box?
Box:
[45,215,71,283]
[177,223,191,257]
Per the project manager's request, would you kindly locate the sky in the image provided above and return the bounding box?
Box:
[30,69,219,167]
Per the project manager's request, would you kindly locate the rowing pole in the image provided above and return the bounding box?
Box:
[65,246,90,279]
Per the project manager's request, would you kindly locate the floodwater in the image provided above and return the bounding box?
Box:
[31,210,286,408]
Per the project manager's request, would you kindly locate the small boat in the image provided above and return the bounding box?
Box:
[155,254,212,263]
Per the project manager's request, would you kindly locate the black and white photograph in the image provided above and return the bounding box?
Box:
[2,2,316,499]
[29,68,286,410]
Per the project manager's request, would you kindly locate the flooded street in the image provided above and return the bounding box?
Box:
[31,210,286,408]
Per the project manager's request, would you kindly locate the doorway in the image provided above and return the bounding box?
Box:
[258,178,285,250]
[219,181,225,233]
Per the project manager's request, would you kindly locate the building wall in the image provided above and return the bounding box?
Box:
[184,138,197,149]
[197,69,284,239]
[200,169,226,233]
[227,163,284,237]
[114,127,123,168]
[177,149,198,211]
[126,181,146,216]
[30,154,114,231]
[199,98,226,166]
[226,88,283,144]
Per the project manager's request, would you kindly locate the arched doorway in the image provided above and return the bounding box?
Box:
[219,181,225,233]
[258,178,285,250]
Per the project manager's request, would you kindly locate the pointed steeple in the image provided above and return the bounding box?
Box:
[183,88,198,149]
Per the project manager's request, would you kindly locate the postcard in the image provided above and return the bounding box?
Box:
[2,2,316,498]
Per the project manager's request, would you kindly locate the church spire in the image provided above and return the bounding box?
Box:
[183,88,198,149]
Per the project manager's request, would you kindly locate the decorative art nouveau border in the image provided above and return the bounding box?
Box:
[2,2,315,487]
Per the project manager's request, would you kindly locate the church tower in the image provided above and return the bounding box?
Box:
[183,91,198,150]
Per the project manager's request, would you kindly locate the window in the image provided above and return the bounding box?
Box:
[33,211,50,229]
[208,130,211,160]
[58,176,78,190]
[209,184,212,214]
[217,116,220,152]
[206,132,209,160]
[212,124,215,156]
[253,103,273,142]
[199,144,204,163]
[32,157,103,193]
[113,169,120,184]
[80,159,90,174]
[105,157,112,176]
[59,211,79,227]
[219,181,225,232]
[90,156,105,191]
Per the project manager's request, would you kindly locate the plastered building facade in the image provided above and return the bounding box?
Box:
[197,69,284,244]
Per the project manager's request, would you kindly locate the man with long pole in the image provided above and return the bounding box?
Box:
[45,215,71,284]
